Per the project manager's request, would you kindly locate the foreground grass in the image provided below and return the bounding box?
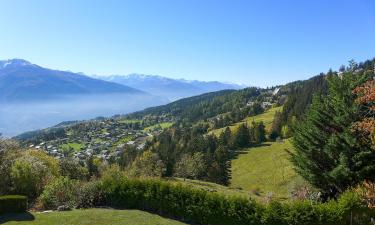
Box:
[1,209,188,225]
[230,140,304,200]
[210,106,282,136]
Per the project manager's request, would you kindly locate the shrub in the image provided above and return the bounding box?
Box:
[9,150,59,199]
[76,181,105,208]
[10,155,54,198]
[99,175,373,225]
[0,195,27,213]
[101,176,264,225]
[356,180,375,209]
[59,158,89,181]
[39,177,77,210]
[128,150,166,178]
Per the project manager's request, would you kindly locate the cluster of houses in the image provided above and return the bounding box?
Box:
[246,87,281,109]
[28,119,165,161]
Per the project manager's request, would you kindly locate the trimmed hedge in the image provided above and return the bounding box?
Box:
[99,177,373,225]
[0,195,27,214]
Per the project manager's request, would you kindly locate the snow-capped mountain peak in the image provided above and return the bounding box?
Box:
[0,59,34,69]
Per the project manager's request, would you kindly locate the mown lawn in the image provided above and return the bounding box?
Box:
[230,140,304,200]
[210,106,283,136]
[0,208,189,225]
[60,142,83,152]
[118,119,142,124]
[143,122,173,132]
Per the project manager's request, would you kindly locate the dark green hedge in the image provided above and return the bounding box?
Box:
[0,195,27,214]
[99,177,373,225]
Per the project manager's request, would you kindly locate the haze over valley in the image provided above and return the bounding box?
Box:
[1,1,374,224]
[0,59,243,136]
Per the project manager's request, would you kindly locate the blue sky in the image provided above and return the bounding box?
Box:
[0,0,374,87]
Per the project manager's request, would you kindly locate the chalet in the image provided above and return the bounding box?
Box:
[261,102,273,109]
[246,101,255,107]
[127,141,135,145]
[137,143,146,150]
[272,87,280,95]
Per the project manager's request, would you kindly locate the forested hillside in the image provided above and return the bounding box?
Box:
[2,58,375,225]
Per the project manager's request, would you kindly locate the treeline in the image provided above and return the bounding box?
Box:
[117,121,266,185]
[127,87,262,122]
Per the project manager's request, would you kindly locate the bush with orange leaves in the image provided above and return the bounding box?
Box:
[356,180,375,209]
[352,79,375,148]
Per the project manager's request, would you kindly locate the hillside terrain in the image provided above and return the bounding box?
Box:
[13,58,375,200]
[2,58,374,225]
[209,105,282,136]
[230,140,303,200]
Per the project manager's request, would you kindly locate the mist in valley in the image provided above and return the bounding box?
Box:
[0,93,168,137]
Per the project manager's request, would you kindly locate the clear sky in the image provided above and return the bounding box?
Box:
[0,0,374,87]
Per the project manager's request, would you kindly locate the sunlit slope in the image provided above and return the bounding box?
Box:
[210,106,282,136]
[230,140,303,200]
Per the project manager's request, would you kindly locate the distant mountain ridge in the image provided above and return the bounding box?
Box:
[95,74,246,100]
[0,59,145,102]
[0,59,167,136]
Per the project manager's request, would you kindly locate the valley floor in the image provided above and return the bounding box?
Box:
[0,209,189,225]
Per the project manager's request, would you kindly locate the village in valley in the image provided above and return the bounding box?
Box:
[21,116,173,162]
[16,87,283,163]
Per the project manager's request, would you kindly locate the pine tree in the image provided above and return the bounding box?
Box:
[208,145,230,185]
[291,72,375,198]
[219,127,232,147]
[233,124,250,148]
[250,121,266,144]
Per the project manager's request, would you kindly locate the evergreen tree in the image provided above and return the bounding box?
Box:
[250,121,266,144]
[271,111,283,138]
[233,124,250,148]
[291,72,375,198]
[208,145,230,185]
[219,127,232,147]
[254,121,266,144]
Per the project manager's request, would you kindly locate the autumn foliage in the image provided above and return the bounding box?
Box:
[356,181,375,209]
[353,79,375,147]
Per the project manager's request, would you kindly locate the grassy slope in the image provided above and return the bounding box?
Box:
[176,107,302,201]
[172,141,303,201]
[230,140,303,200]
[210,106,282,136]
[1,209,188,225]
[144,122,173,132]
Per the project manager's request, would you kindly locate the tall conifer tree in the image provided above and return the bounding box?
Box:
[291,72,375,198]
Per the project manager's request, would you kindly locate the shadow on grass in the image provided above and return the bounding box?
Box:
[230,143,272,160]
[0,212,35,224]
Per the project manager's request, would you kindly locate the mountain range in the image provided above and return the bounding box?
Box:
[94,74,246,101]
[0,59,245,136]
[0,59,144,103]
